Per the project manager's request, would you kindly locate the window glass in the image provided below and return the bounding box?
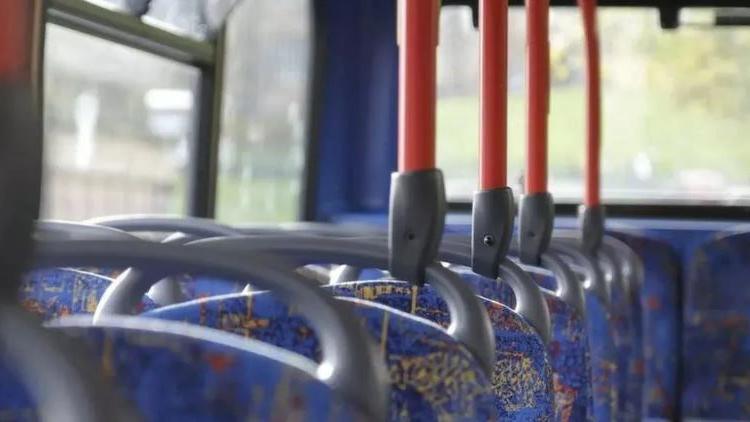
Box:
[143,0,208,39]
[43,24,198,220]
[215,0,310,223]
[438,7,750,205]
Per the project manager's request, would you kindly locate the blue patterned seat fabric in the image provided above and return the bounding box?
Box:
[609,232,674,420]
[92,269,247,299]
[683,232,750,419]
[12,315,363,421]
[608,242,645,422]
[179,264,338,298]
[605,261,636,421]
[326,280,555,421]
[143,290,497,420]
[452,265,592,422]
[174,274,246,298]
[626,280,644,422]
[532,258,618,421]
[583,289,618,421]
[19,269,157,321]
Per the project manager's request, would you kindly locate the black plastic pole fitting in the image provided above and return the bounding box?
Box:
[471,187,514,279]
[388,169,446,285]
[579,204,605,255]
[518,192,554,266]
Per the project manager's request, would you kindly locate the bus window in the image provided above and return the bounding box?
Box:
[438,7,750,206]
[215,0,310,223]
[42,24,198,220]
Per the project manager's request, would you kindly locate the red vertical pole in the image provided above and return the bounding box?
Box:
[398,0,440,172]
[0,0,34,83]
[580,0,601,206]
[479,0,508,190]
[525,0,550,194]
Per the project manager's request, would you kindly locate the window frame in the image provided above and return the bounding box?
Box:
[41,0,223,218]
[448,201,750,220]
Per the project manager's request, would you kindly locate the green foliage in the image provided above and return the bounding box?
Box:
[643,28,750,119]
[437,9,750,202]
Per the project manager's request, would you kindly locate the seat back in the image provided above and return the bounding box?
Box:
[326,280,555,420]
[44,315,364,420]
[143,291,497,420]
[603,236,645,420]
[0,305,138,422]
[584,287,618,420]
[684,232,750,419]
[174,274,246,298]
[610,231,679,420]
[455,266,591,422]
[20,269,156,320]
[19,266,247,322]
[550,241,620,421]
[598,247,633,419]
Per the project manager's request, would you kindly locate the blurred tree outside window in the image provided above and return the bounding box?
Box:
[42,24,197,220]
[437,7,750,205]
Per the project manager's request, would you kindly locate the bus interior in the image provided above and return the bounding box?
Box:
[0,0,748,420]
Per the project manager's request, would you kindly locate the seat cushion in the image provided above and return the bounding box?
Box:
[683,233,750,419]
[19,269,156,320]
[143,292,497,420]
[0,316,363,421]
[454,267,592,422]
[327,281,555,421]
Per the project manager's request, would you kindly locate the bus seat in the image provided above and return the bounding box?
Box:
[602,237,646,421]
[0,305,140,421]
[454,267,592,422]
[143,292,498,420]
[683,232,750,419]
[19,269,156,320]
[548,244,619,421]
[19,266,247,319]
[610,232,680,420]
[174,274,246,299]
[325,280,555,421]
[39,315,367,421]
[598,248,636,419]
[584,289,619,421]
